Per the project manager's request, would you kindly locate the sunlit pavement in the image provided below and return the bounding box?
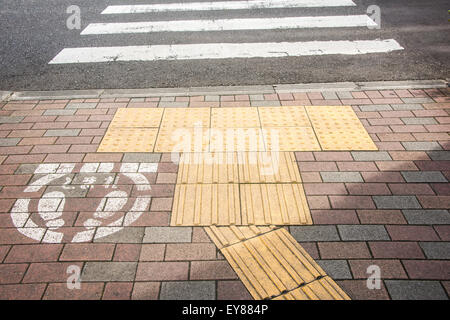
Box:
[0,82,449,300]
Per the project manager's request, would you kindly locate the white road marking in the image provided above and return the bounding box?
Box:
[80,163,100,172]
[81,15,376,35]
[10,163,155,243]
[102,0,356,14]
[49,39,404,64]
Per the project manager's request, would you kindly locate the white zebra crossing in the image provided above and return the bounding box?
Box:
[101,0,357,14]
[50,0,403,64]
[49,40,403,64]
[81,15,377,35]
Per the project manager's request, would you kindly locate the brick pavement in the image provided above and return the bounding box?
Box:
[0,86,449,300]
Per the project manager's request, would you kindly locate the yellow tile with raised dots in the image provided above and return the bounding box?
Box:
[155,127,210,152]
[258,106,311,127]
[210,128,265,152]
[211,107,260,128]
[263,127,321,151]
[97,128,158,152]
[110,108,163,128]
[160,107,210,128]
[306,106,378,150]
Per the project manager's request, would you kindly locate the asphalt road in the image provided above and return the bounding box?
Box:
[0,0,449,90]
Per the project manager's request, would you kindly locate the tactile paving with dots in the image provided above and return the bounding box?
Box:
[109,108,163,128]
[160,107,210,128]
[210,128,265,152]
[258,106,311,127]
[97,128,158,152]
[154,127,210,152]
[306,106,378,150]
[98,106,377,153]
[211,107,260,128]
[263,127,321,151]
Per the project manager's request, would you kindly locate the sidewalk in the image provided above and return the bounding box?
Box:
[0,80,449,300]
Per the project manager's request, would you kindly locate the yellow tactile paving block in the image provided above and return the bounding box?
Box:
[220,228,327,299]
[98,106,377,153]
[177,152,301,184]
[160,107,210,128]
[177,152,239,184]
[171,182,311,226]
[240,183,312,225]
[171,184,241,226]
[272,277,350,300]
[97,128,158,152]
[211,107,260,128]
[263,127,320,152]
[237,151,301,183]
[306,106,378,150]
[154,127,210,152]
[110,108,163,128]
[205,225,277,249]
[258,106,311,127]
[210,128,265,152]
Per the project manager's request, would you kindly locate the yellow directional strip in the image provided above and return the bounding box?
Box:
[205,226,350,300]
[98,106,377,152]
[171,151,311,226]
[177,152,300,184]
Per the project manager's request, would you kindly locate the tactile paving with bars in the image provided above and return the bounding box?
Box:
[171,182,311,226]
[273,277,350,300]
[205,227,349,300]
[240,183,311,225]
[177,152,301,184]
[205,225,277,249]
[171,184,241,226]
[171,151,311,226]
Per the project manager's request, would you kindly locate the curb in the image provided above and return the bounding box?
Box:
[2,79,447,101]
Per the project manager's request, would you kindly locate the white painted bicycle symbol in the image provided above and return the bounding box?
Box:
[10,162,157,243]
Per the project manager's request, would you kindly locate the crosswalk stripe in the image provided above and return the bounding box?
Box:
[102,0,356,14]
[49,40,403,64]
[81,15,376,35]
